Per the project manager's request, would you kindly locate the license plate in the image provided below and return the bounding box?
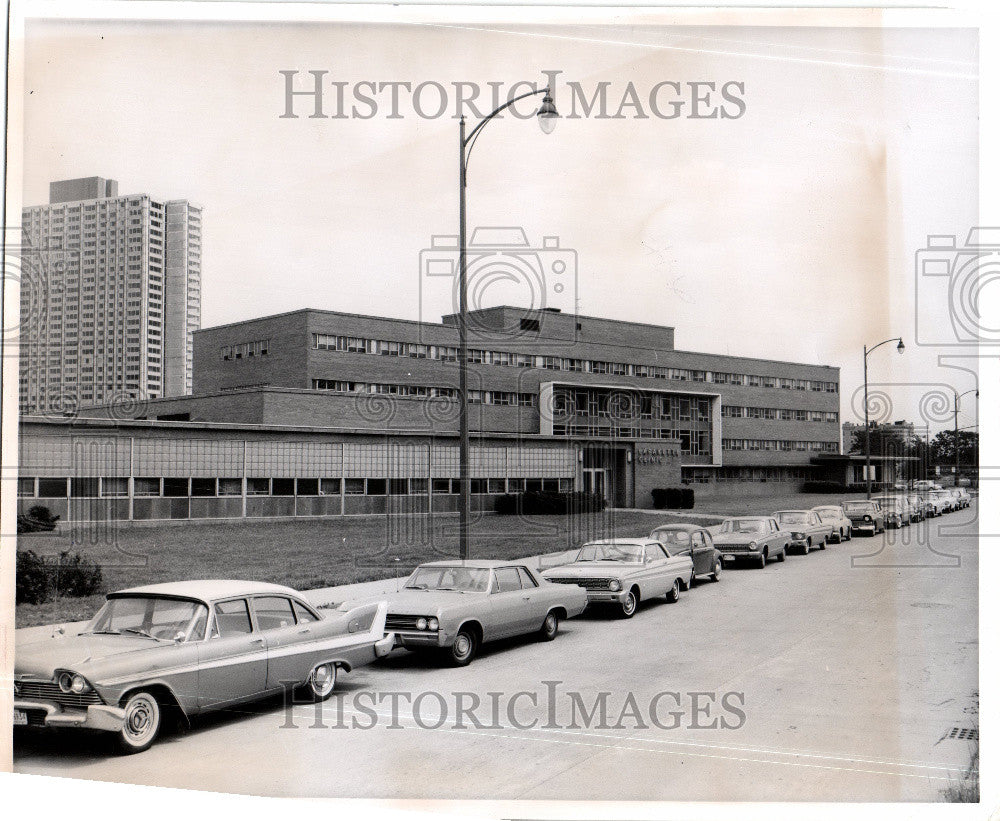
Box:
[13,709,28,726]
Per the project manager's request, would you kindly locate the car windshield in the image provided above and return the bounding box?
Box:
[844,502,874,513]
[576,543,645,563]
[879,499,902,509]
[720,519,767,534]
[651,529,691,545]
[85,596,208,642]
[813,507,839,516]
[405,566,490,592]
[777,512,809,524]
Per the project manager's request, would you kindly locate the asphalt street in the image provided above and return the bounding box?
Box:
[13,504,979,802]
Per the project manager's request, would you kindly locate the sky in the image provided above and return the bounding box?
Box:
[16,11,981,434]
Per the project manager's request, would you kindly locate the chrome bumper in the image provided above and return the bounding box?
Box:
[15,700,125,733]
[585,590,627,604]
[374,633,396,657]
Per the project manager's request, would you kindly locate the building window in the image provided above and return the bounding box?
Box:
[410,478,428,494]
[247,478,270,495]
[388,478,408,495]
[133,477,161,497]
[218,478,243,496]
[296,478,319,496]
[432,478,453,494]
[191,478,217,497]
[101,477,129,497]
[344,478,365,495]
[320,478,342,495]
[366,479,387,495]
[487,478,506,494]
[70,477,100,498]
[17,478,36,497]
[272,478,295,496]
[519,318,540,332]
[163,478,190,497]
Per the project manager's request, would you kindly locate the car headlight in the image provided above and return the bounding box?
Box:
[792,532,804,540]
[864,515,872,521]
[427,618,439,631]
[57,672,74,693]
[608,579,622,592]
[70,675,90,694]
[748,541,758,550]
[415,618,428,631]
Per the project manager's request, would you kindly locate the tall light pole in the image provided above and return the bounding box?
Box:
[457,86,559,561]
[954,388,978,487]
[863,337,905,499]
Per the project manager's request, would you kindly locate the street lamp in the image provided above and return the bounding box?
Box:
[457,85,559,561]
[954,388,978,487]
[863,337,905,499]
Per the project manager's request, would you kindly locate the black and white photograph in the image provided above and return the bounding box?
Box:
[1,1,996,817]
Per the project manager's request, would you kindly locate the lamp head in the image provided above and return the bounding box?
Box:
[896,339,905,354]
[537,94,558,134]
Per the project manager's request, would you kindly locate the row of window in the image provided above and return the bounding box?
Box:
[18,476,574,498]
[722,406,839,423]
[553,389,712,422]
[221,339,270,360]
[681,467,812,483]
[721,439,839,453]
[311,380,536,407]
[310,333,839,392]
[551,426,711,453]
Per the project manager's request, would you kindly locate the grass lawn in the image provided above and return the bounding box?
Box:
[16,509,712,628]
[14,491,871,628]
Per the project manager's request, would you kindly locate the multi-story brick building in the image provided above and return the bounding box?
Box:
[20,305,847,521]
[18,176,202,413]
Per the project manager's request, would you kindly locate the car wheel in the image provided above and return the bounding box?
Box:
[682,570,695,591]
[666,579,681,603]
[447,628,478,666]
[757,551,767,569]
[845,527,852,541]
[803,539,811,555]
[539,611,559,641]
[620,588,639,618]
[777,547,786,562]
[710,558,723,582]
[301,662,338,702]
[819,538,826,550]
[117,690,161,754]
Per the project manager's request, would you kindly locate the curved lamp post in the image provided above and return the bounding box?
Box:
[457,87,559,560]
[863,337,904,498]
[954,388,978,486]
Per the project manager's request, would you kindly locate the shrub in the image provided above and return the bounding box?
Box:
[16,550,50,605]
[802,481,848,493]
[495,491,605,515]
[15,550,104,604]
[651,488,694,509]
[17,504,60,534]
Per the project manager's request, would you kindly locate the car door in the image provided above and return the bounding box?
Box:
[250,595,314,690]
[690,530,712,574]
[198,597,268,708]
[515,566,549,632]
[767,518,783,552]
[643,543,672,596]
[489,567,529,639]
[808,512,826,543]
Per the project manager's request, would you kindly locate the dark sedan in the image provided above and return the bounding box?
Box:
[650,523,723,585]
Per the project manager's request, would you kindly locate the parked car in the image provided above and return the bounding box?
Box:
[874,496,912,528]
[649,523,723,585]
[842,500,886,535]
[356,560,588,666]
[713,517,790,568]
[948,488,970,510]
[773,510,831,553]
[913,480,942,492]
[14,580,393,753]
[928,489,956,514]
[542,539,693,618]
[904,494,928,522]
[810,505,853,542]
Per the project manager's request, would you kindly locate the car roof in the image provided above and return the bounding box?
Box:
[843,499,876,504]
[582,538,656,546]
[417,559,525,569]
[722,515,770,520]
[650,523,704,533]
[774,509,812,514]
[112,580,304,603]
[811,505,841,510]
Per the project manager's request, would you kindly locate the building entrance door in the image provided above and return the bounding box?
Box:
[583,468,607,502]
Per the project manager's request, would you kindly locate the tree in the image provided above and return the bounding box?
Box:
[930,430,979,469]
[849,426,909,458]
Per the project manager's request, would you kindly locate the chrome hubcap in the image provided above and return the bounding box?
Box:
[123,695,157,744]
[455,635,471,657]
[545,615,556,633]
[624,594,636,613]
[312,664,335,695]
